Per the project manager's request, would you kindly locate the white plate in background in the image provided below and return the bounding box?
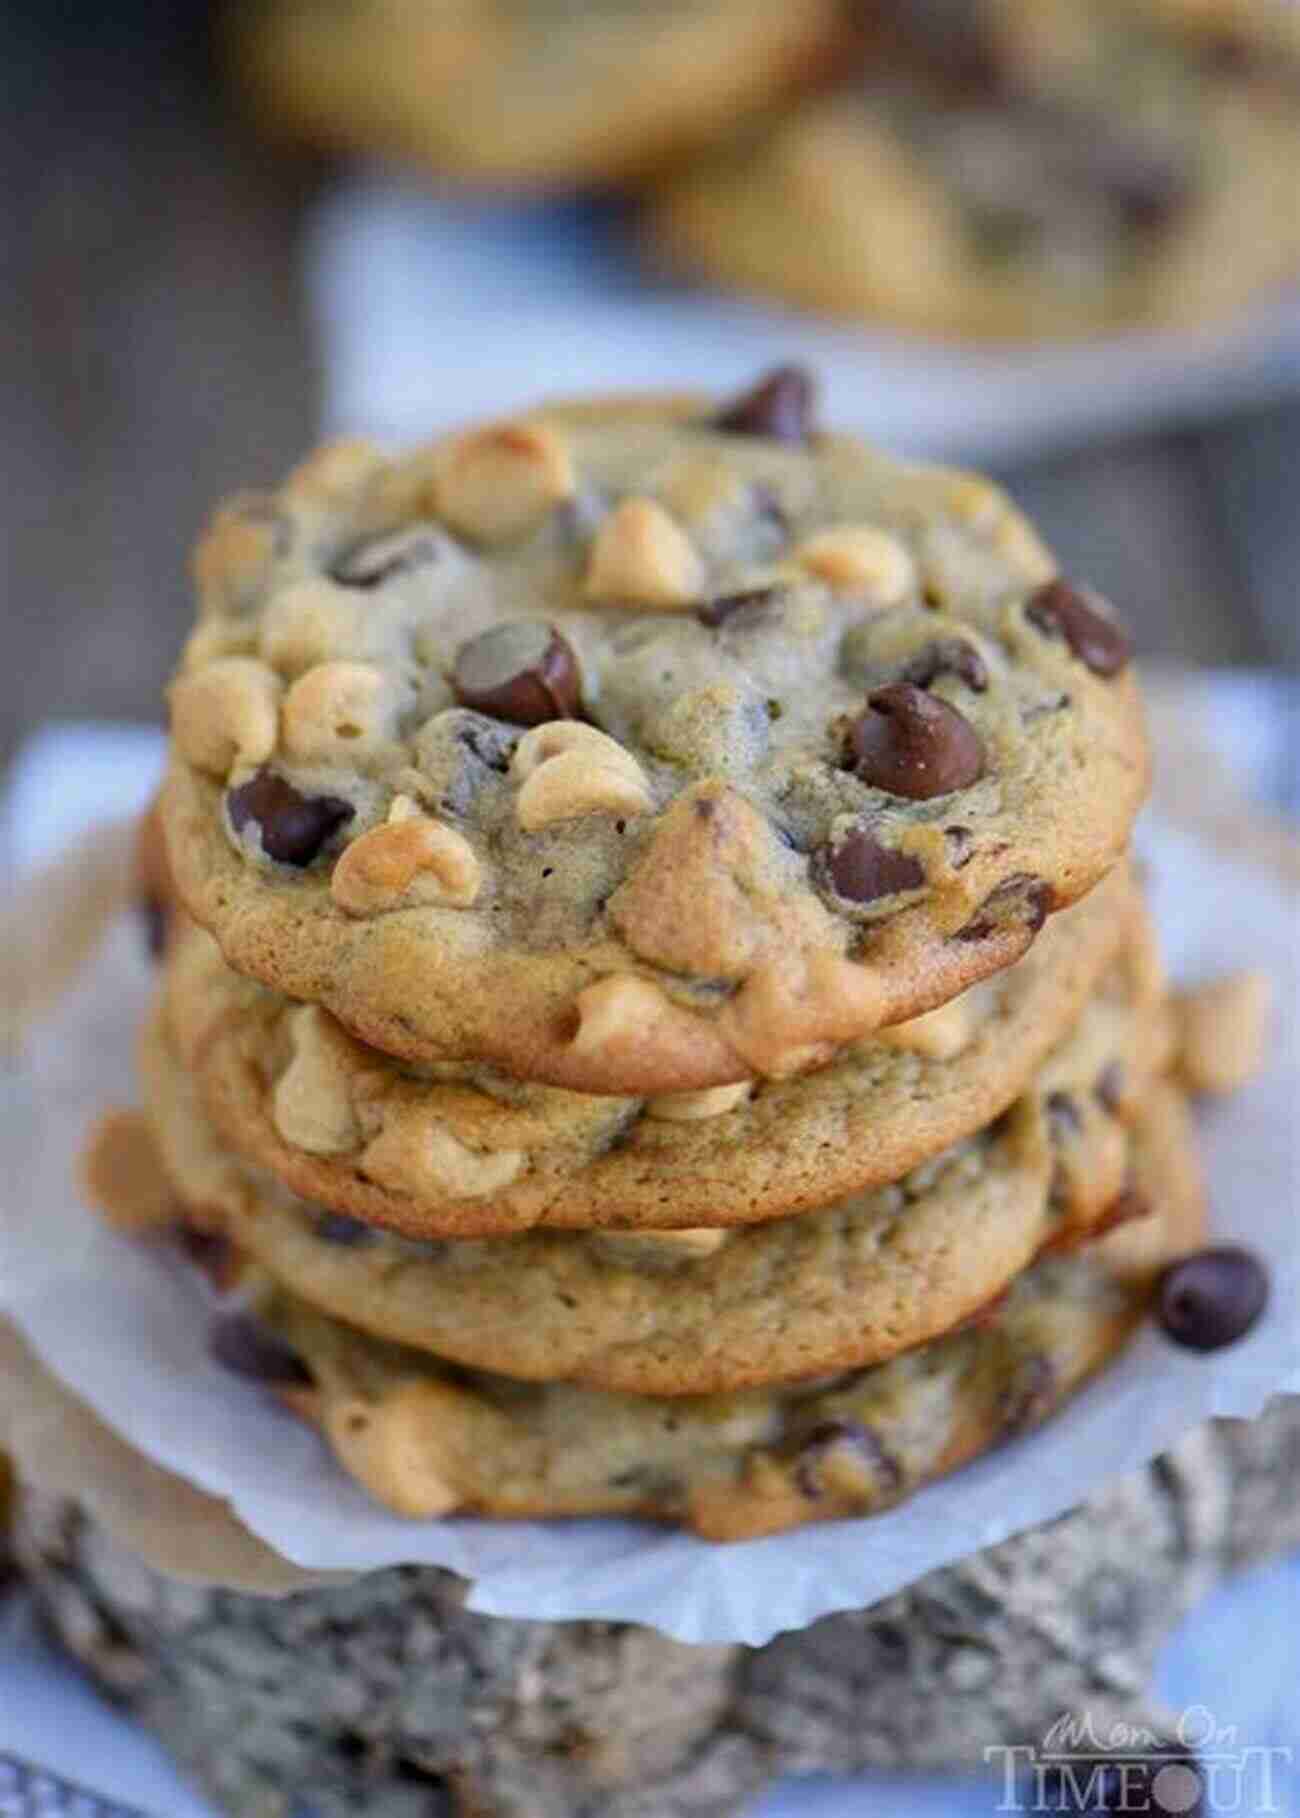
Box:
[305,176,1300,465]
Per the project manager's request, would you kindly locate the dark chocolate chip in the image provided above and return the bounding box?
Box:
[1157,1246,1269,1352]
[792,1420,902,1501]
[849,682,985,798]
[138,893,168,962]
[209,1312,314,1386]
[999,1353,1056,1433]
[711,366,816,445]
[1095,1061,1126,1115]
[944,824,975,868]
[956,873,1052,942]
[1026,579,1132,677]
[312,1210,374,1247]
[227,769,354,867]
[820,827,925,904]
[174,1225,235,1291]
[898,637,989,693]
[696,586,779,629]
[451,622,581,725]
[331,527,442,589]
[1045,1091,1082,1138]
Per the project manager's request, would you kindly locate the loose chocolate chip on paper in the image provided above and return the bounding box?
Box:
[210,1312,314,1386]
[898,638,989,693]
[1026,579,1132,676]
[331,527,443,589]
[711,366,816,444]
[820,827,925,904]
[849,682,985,798]
[451,621,581,724]
[1157,1246,1269,1352]
[227,769,354,867]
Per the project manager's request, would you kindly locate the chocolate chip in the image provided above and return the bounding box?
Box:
[999,1353,1055,1433]
[1095,1062,1126,1115]
[819,827,925,904]
[711,366,816,445]
[312,1210,374,1247]
[849,682,985,798]
[331,527,442,589]
[696,586,779,629]
[138,893,167,962]
[792,1420,902,1501]
[227,769,354,867]
[898,638,989,693]
[209,1312,314,1386]
[1045,1091,1081,1137]
[956,873,1052,942]
[944,825,975,868]
[451,622,581,725]
[1026,579,1132,677]
[174,1225,235,1291]
[1157,1246,1269,1352]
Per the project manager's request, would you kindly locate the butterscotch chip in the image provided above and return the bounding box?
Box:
[81,1109,176,1232]
[1175,970,1272,1095]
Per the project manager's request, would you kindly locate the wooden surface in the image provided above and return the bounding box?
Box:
[0,3,1295,772]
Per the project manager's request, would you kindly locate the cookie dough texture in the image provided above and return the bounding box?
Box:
[139,912,1169,1394]
[160,380,1149,1093]
[231,0,847,188]
[648,0,1300,339]
[164,861,1139,1237]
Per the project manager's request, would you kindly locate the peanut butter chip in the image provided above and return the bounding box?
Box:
[435,421,575,544]
[273,1006,363,1155]
[169,658,282,779]
[584,498,704,609]
[331,815,482,914]
[362,1109,524,1200]
[794,526,916,604]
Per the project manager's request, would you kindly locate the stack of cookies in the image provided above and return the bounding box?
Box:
[87,368,1268,1541]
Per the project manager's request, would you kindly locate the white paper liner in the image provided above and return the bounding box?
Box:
[1,818,1296,1647]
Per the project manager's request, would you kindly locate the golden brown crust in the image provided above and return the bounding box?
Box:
[164,867,1141,1238]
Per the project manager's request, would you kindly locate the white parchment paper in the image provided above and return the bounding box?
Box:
[1,816,1296,1647]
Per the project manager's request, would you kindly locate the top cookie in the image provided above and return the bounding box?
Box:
[162,371,1149,1093]
[231,0,847,188]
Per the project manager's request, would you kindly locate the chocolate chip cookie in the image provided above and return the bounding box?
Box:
[218,1083,1208,1539]
[648,0,1300,339]
[231,0,847,188]
[134,916,1172,1395]
[162,862,1139,1238]
[160,373,1149,1093]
